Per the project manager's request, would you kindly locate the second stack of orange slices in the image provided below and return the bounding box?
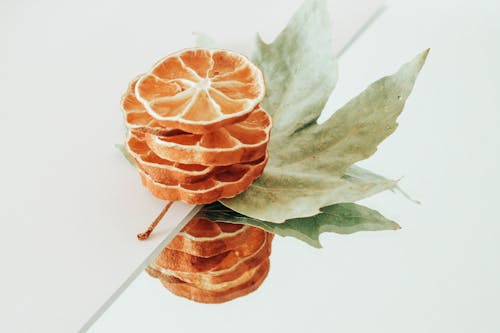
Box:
[146,218,273,303]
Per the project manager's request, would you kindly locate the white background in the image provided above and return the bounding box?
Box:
[2,0,500,332]
[91,0,500,332]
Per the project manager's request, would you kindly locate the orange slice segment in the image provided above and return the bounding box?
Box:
[126,130,216,184]
[121,77,180,136]
[137,153,268,204]
[145,106,272,166]
[135,48,265,134]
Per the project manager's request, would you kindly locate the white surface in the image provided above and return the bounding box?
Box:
[0,0,383,332]
[90,0,500,333]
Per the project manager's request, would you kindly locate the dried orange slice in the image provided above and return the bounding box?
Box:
[166,235,271,287]
[159,259,270,304]
[150,227,267,273]
[138,153,268,204]
[145,106,272,166]
[167,219,254,257]
[135,48,265,134]
[148,231,272,287]
[126,131,216,184]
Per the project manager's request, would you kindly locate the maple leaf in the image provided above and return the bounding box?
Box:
[220,0,428,222]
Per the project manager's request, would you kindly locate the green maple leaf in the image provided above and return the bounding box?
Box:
[187,0,428,245]
[252,0,338,135]
[197,202,400,248]
[219,0,428,222]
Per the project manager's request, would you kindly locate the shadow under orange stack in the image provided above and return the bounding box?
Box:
[121,48,272,303]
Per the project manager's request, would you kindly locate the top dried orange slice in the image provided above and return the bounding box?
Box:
[135,48,265,134]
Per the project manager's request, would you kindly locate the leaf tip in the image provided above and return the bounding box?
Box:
[416,48,430,67]
[254,32,267,47]
[414,48,430,70]
[309,239,323,249]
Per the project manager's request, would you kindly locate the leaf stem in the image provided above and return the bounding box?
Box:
[137,201,174,240]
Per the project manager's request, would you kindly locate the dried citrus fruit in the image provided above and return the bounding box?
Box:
[148,230,272,286]
[167,219,254,257]
[126,131,216,184]
[150,227,267,273]
[158,259,270,304]
[145,106,272,166]
[138,153,268,204]
[166,237,271,287]
[121,77,178,136]
[135,48,265,134]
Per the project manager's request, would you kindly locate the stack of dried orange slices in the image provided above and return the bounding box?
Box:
[122,48,271,232]
[121,48,273,302]
[118,0,429,306]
